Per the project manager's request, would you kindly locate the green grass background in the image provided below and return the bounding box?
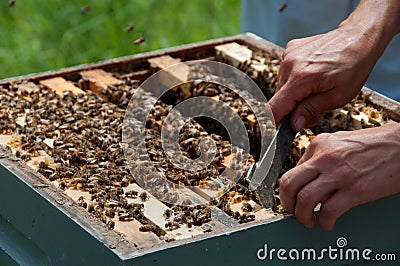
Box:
[0,0,240,79]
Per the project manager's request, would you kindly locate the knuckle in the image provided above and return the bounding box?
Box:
[286,38,301,48]
[320,202,340,221]
[314,133,330,142]
[280,57,294,70]
[296,188,312,207]
[279,174,293,195]
[278,175,295,211]
[301,100,321,117]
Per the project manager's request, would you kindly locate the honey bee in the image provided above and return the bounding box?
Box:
[118,213,133,221]
[77,196,87,209]
[88,204,95,214]
[181,199,192,206]
[105,208,115,218]
[279,2,287,12]
[239,213,255,224]
[241,202,253,212]
[59,181,67,190]
[163,209,172,219]
[139,224,156,232]
[165,221,180,230]
[209,197,218,205]
[174,213,187,224]
[125,24,134,32]
[152,226,164,236]
[125,190,138,198]
[186,219,193,228]
[80,5,90,14]
[106,220,115,230]
[139,192,149,201]
[126,203,144,211]
[134,37,145,45]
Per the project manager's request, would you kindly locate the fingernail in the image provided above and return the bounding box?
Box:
[294,115,306,131]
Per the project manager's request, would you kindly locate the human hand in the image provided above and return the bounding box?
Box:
[269,25,383,130]
[269,0,400,130]
[279,123,400,230]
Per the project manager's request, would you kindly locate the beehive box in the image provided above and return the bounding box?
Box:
[0,33,399,266]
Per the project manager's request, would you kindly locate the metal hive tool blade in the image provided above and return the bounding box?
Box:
[246,116,296,208]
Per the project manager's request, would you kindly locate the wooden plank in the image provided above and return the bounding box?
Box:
[59,185,162,249]
[18,81,38,94]
[173,184,238,229]
[17,81,38,101]
[147,55,191,98]
[215,42,268,79]
[79,69,120,99]
[40,77,85,96]
[253,208,279,221]
[148,55,182,70]
[123,183,204,241]
[215,42,253,67]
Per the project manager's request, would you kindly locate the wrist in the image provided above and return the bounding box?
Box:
[338,0,400,58]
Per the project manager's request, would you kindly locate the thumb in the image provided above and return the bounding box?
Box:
[291,89,341,131]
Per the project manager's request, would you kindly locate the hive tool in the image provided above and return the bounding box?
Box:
[246,116,296,208]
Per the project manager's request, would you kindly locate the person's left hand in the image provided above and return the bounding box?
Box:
[279,123,400,230]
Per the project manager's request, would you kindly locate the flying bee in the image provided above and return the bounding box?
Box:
[134,37,145,45]
[279,2,287,12]
[80,5,90,14]
[125,24,134,32]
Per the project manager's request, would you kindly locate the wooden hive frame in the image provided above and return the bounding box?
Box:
[0,33,399,265]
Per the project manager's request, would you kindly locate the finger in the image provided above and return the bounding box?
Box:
[290,88,341,130]
[296,142,316,166]
[294,176,338,228]
[269,78,312,126]
[276,57,293,93]
[317,189,358,230]
[295,130,327,166]
[279,162,319,213]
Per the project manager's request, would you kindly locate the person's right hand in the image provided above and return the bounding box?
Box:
[269,25,386,130]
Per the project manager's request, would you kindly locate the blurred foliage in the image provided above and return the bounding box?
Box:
[0,0,240,78]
